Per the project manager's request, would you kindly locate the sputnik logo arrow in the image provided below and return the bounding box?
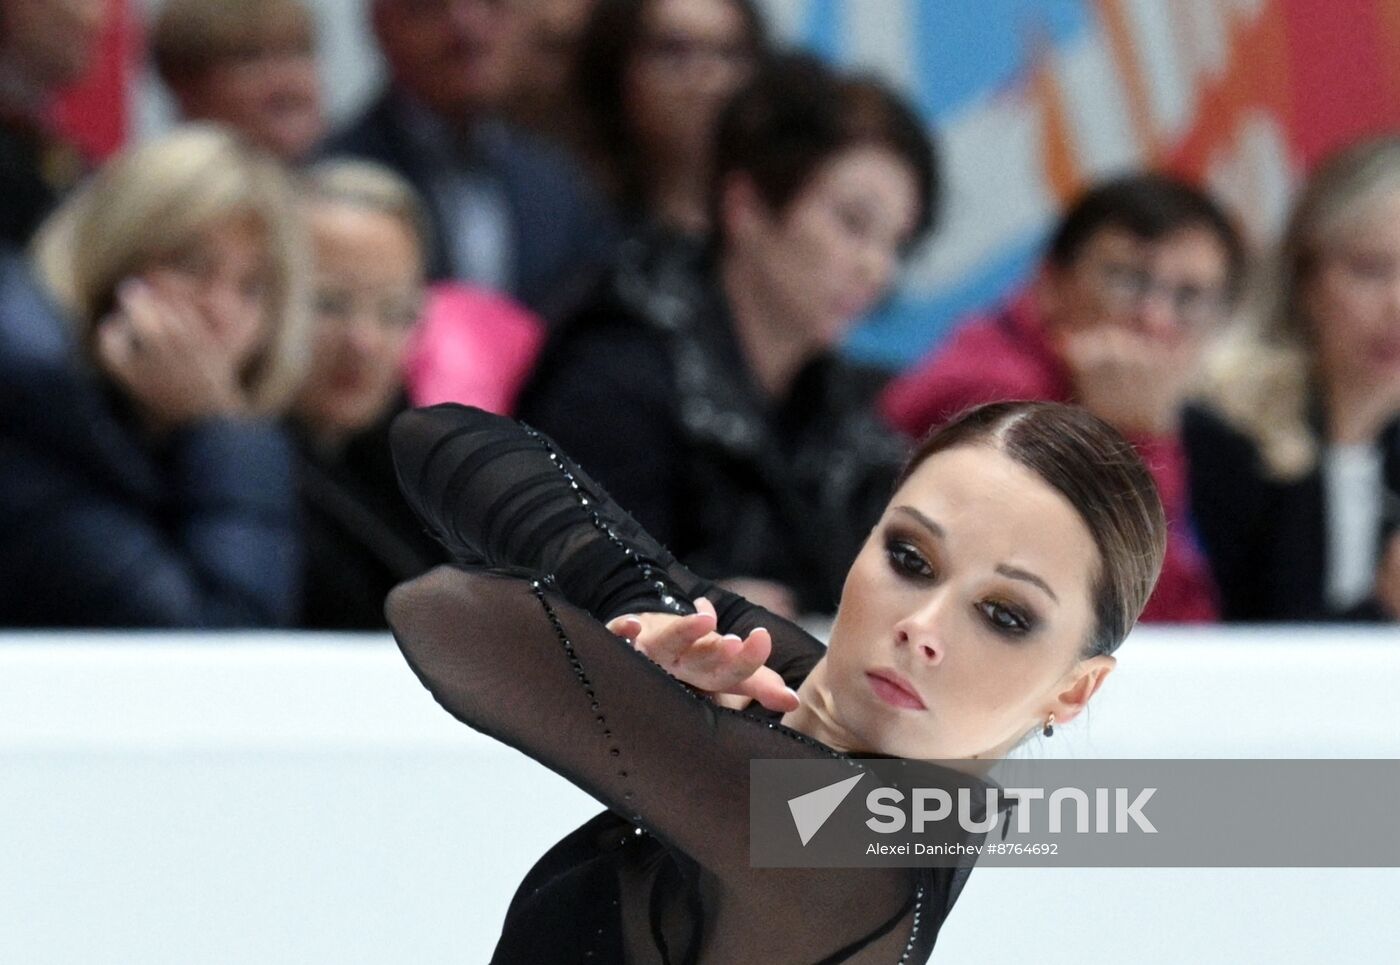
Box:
[787,773,865,846]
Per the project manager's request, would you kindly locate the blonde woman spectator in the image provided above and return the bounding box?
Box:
[0,124,311,627]
[1185,136,1400,621]
[289,160,445,629]
[152,0,325,163]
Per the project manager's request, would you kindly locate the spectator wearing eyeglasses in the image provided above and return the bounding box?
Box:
[574,0,768,241]
[529,0,770,369]
[288,160,448,630]
[1186,137,1400,622]
[882,172,1246,623]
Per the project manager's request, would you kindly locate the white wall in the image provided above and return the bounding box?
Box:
[3,626,1398,964]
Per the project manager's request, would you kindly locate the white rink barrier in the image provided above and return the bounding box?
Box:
[3,625,1398,964]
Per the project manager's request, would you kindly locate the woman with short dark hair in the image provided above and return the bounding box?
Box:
[518,54,939,618]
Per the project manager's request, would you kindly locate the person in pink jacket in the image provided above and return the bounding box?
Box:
[882,173,1245,622]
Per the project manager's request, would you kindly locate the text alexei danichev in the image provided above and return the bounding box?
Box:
[865,842,982,856]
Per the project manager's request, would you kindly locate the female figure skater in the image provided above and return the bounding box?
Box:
[385,398,1166,963]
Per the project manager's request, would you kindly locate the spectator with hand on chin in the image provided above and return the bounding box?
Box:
[883,172,1246,623]
[0,125,311,628]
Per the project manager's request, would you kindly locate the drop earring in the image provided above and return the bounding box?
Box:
[1042,713,1055,738]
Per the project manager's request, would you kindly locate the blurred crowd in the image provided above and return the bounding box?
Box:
[1,0,1398,630]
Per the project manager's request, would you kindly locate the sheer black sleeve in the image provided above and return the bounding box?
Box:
[389,403,825,687]
[386,567,937,962]
[384,403,975,960]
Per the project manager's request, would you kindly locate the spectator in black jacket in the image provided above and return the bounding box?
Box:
[517,55,938,617]
[1186,135,1400,621]
[321,0,615,317]
[0,125,312,627]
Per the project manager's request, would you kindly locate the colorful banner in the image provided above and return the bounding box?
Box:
[763,0,1400,367]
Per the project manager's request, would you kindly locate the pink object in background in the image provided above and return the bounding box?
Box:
[403,283,546,415]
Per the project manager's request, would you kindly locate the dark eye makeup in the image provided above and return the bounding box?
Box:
[977,599,1034,636]
[884,537,933,579]
[882,531,1039,638]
